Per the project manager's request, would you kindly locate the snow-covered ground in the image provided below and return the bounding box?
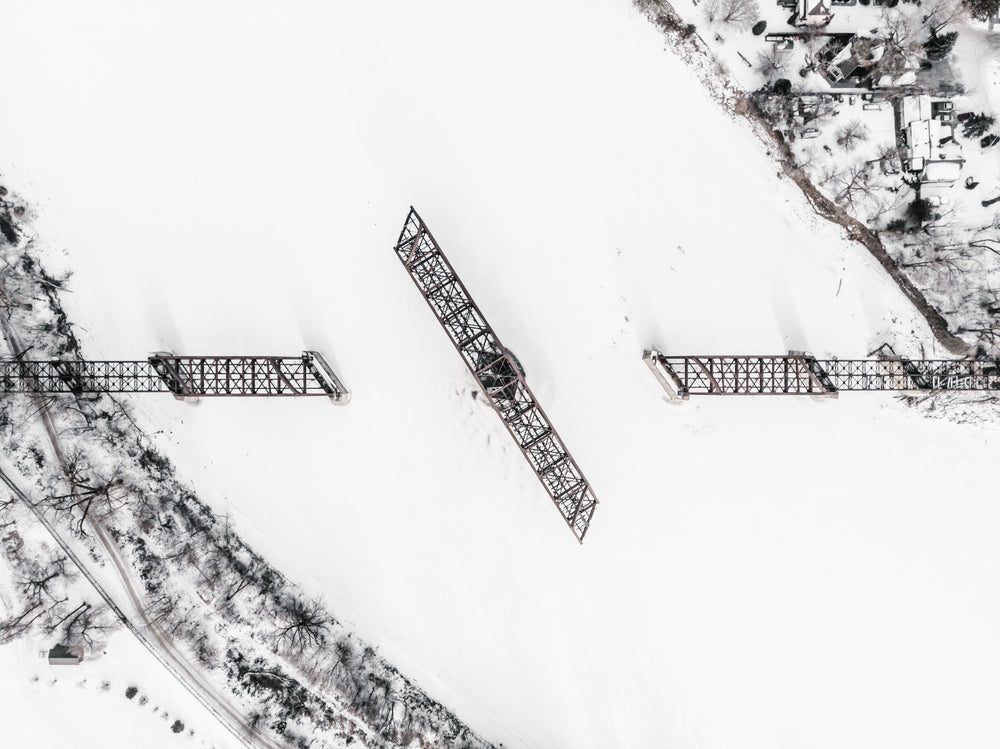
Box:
[5,2,1000,748]
[0,632,240,749]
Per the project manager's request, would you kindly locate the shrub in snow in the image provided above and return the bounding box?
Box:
[125,685,138,699]
[966,0,1000,22]
[924,31,958,60]
[752,20,766,35]
[907,197,934,225]
[171,720,184,734]
[962,113,995,139]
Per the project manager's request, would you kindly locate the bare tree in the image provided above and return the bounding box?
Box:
[870,142,899,164]
[56,602,112,650]
[800,27,830,72]
[272,596,330,655]
[899,246,973,277]
[877,8,924,52]
[866,191,905,227]
[18,556,69,600]
[758,46,790,77]
[923,203,958,232]
[828,161,883,215]
[796,146,820,171]
[0,555,73,643]
[920,0,966,33]
[45,464,128,534]
[703,0,760,30]
[862,9,926,84]
[0,264,34,317]
[806,98,840,126]
[836,120,870,152]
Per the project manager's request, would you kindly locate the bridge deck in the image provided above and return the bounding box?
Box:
[643,351,1000,398]
[0,352,349,401]
[394,207,598,543]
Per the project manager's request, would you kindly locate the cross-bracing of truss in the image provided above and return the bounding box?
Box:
[0,352,349,401]
[393,207,598,543]
[643,350,1000,398]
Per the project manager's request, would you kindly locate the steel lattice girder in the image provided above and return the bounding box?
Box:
[0,352,349,401]
[642,350,1000,397]
[393,207,598,543]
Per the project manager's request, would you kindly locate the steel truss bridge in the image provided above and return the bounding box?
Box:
[394,207,598,543]
[643,349,1000,399]
[0,352,349,401]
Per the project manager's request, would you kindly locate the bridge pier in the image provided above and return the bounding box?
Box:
[149,352,200,404]
[642,349,688,401]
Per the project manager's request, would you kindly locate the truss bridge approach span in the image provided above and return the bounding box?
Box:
[0,351,349,401]
[393,207,598,543]
[643,349,1000,399]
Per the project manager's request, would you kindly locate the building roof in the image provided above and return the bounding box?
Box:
[877,70,917,88]
[907,120,961,162]
[923,160,963,184]
[901,95,932,126]
[834,59,859,80]
[47,644,82,663]
[908,121,932,161]
[904,114,964,184]
[797,0,834,24]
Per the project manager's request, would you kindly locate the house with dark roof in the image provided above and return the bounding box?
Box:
[48,644,83,665]
[795,0,834,27]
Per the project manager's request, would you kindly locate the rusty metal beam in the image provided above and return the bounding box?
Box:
[393,207,598,543]
[644,350,1000,395]
[0,352,349,401]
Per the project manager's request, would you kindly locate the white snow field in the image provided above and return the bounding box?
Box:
[0,633,245,749]
[5,2,1000,748]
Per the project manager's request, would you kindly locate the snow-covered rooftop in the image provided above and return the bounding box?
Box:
[901,95,932,127]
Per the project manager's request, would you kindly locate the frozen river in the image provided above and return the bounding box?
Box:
[4,2,1000,748]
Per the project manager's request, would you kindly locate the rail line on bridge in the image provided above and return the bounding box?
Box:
[643,349,1000,399]
[393,207,598,543]
[0,352,349,401]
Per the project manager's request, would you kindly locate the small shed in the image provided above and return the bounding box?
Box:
[48,644,83,665]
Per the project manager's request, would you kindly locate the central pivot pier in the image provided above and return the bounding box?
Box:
[393,207,598,543]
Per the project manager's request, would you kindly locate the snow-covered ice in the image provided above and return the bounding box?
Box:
[4,1,1000,748]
